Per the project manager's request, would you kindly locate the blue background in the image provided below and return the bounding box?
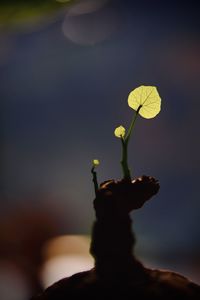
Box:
[0,0,200,293]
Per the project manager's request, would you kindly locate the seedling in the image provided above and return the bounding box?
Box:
[91,85,161,193]
[91,159,100,196]
[115,85,161,180]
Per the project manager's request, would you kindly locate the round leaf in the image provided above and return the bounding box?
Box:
[114,126,126,138]
[128,85,161,119]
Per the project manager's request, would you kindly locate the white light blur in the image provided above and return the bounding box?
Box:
[62,0,118,45]
[40,235,94,288]
[41,254,94,287]
[67,0,109,16]
[42,235,91,258]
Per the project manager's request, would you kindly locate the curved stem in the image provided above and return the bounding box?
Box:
[91,167,99,196]
[121,106,141,180]
[120,138,131,180]
[125,108,140,144]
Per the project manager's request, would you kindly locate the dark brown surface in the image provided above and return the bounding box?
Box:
[32,176,200,299]
[32,268,200,299]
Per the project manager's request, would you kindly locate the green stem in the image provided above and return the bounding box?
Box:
[125,107,140,144]
[121,106,141,180]
[91,167,99,196]
[120,138,131,180]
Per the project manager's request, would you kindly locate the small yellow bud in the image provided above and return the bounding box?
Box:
[93,159,100,167]
[114,125,126,138]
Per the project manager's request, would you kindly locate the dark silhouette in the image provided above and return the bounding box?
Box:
[32,176,200,299]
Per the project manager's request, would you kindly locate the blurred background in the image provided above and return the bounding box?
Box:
[0,0,200,299]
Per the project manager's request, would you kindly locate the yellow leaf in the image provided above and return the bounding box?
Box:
[114,126,126,138]
[128,85,161,119]
[93,159,100,167]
